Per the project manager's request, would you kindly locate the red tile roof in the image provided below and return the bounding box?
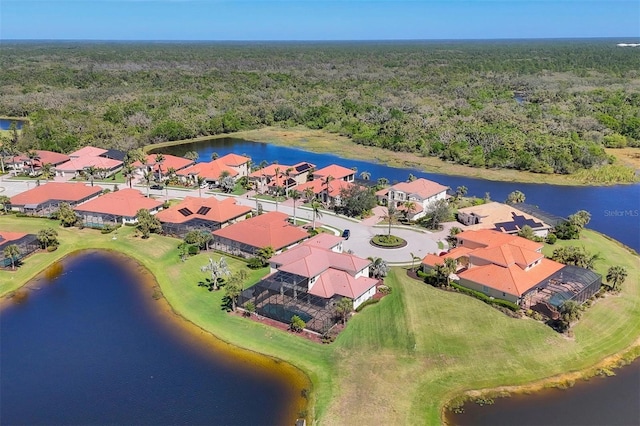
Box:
[0,231,29,244]
[309,270,378,300]
[133,154,194,172]
[302,233,344,250]
[422,246,474,267]
[326,180,355,197]
[73,188,163,217]
[389,178,448,200]
[219,153,250,167]
[14,150,70,167]
[313,164,355,180]
[249,163,284,178]
[69,146,108,157]
[294,180,324,194]
[55,156,122,172]
[212,211,307,251]
[457,229,542,252]
[155,196,251,224]
[177,159,238,180]
[10,182,103,206]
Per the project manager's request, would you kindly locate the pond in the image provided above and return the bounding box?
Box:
[447,358,640,426]
[156,137,640,252]
[0,251,302,425]
[0,117,26,130]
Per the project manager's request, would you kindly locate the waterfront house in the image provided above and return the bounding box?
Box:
[250,162,315,193]
[457,202,552,237]
[156,196,252,237]
[376,178,448,221]
[132,154,194,180]
[74,188,163,228]
[9,182,103,216]
[422,229,601,316]
[312,164,356,183]
[0,231,39,268]
[211,211,308,258]
[239,233,378,333]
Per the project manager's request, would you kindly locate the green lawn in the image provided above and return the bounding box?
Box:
[1,215,639,425]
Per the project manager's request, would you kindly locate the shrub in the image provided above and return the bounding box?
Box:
[100,224,120,234]
[247,257,265,269]
[416,270,428,278]
[546,233,557,244]
[187,245,200,255]
[243,301,256,317]
[46,245,58,252]
[355,298,380,312]
[290,315,305,332]
[377,285,392,294]
[450,282,520,312]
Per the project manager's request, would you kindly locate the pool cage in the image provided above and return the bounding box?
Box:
[523,265,602,318]
[239,270,339,334]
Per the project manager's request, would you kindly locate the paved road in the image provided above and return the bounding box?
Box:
[1,177,444,265]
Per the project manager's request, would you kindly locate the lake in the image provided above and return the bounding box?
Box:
[0,251,302,425]
[157,137,640,252]
[448,358,640,426]
[0,118,25,130]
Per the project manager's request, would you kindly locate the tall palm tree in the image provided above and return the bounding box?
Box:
[310,200,323,230]
[26,150,40,175]
[455,185,468,200]
[367,256,389,279]
[85,165,98,187]
[606,266,628,292]
[142,170,153,197]
[154,153,165,181]
[37,227,58,250]
[211,152,219,160]
[196,175,206,198]
[359,171,371,181]
[3,244,20,270]
[403,200,417,221]
[322,175,334,205]
[184,151,199,162]
[303,187,315,202]
[0,195,10,214]
[40,163,55,181]
[122,164,135,188]
[289,189,302,225]
[382,204,398,236]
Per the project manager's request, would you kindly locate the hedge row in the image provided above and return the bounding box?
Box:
[450,282,520,312]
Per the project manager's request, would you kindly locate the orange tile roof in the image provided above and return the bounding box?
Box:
[0,231,30,244]
[471,244,542,269]
[219,153,250,167]
[326,180,355,197]
[249,163,285,178]
[133,154,194,172]
[69,146,108,157]
[457,229,542,252]
[313,164,355,180]
[15,150,70,166]
[390,178,448,200]
[155,196,251,224]
[55,156,122,172]
[303,233,344,250]
[74,188,163,217]
[212,211,307,251]
[294,180,324,194]
[177,159,238,180]
[421,246,474,267]
[309,269,378,299]
[10,182,103,206]
[459,259,564,297]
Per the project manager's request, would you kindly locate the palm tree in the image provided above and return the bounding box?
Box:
[403,200,417,221]
[410,252,421,272]
[455,185,468,200]
[211,152,219,160]
[606,266,628,292]
[184,151,199,162]
[85,166,98,187]
[289,189,302,225]
[37,227,58,250]
[359,171,371,181]
[40,163,54,180]
[367,257,389,279]
[0,195,10,214]
[376,177,389,187]
[310,200,323,230]
[303,187,315,202]
[506,190,526,204]
[408,173,417,182]
[443,258,457,286]
[196,175,206,198]
[154,153,165,181]
[322,175,334,205]
[142,170,153,196]
[335,297,353,325]
[3,244,20,270]
[26,150,40,175]
[122,164,135,188]
[382,204,398,236]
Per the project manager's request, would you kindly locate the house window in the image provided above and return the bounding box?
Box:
[482,286,489,293]
[502,292,506,297]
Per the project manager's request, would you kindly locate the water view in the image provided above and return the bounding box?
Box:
[158,137,640,252]
[0,251,297,425]
[0,118,25,130]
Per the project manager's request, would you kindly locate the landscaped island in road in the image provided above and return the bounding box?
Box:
[1,215,638,425]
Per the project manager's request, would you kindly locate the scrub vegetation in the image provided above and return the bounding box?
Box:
[1,40,639,185]
[1,215,638,425]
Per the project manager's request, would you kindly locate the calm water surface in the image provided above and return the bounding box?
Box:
[158,137,640,252]
[0,251,298,425]
[0,118,25,130]
[448,358,640,426]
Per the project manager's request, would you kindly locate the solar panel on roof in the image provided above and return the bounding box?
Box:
[178,208,193,217]
[196,206,211,215]
[295,163,312,173]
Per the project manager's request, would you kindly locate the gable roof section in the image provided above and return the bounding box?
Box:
[74,188,162,217]
[390,178,448,200]
[326,180,355,197]
[249,163,285,178]
[55,156,123,172]
[212,211,307,251]
[14,150,70,167]
[422,246,474,267]
[10,182,103,206]
[294,180,324,194]
[302,233,343,250]
[69,146,108,157]
[457,229,542,252]
[313,164,355,180]
[219,153,250,167]
[155,196,251,224]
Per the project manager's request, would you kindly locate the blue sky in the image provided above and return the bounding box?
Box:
[1,1,638,41]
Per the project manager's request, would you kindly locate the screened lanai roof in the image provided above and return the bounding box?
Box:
[516,204,567,227]
[530,265,602,308]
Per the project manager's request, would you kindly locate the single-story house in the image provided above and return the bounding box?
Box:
[457,202,552,237]
[69,146,108,158]
[1,231,40,268]
[55,156,123,179]
[212,211,308,258]
[156,196,252,237]
[422,229,601,311]
[239,233,378,332]
[9,182,103,216]
[132,154,194,179]
[8,150,71,176]
[376,178,448,220]
[74,188,163,228]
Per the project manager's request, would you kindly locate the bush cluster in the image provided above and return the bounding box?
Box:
[450,282,520,312]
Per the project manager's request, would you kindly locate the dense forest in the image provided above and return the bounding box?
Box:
[1,40,639,176]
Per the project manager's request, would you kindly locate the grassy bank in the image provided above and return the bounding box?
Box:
[1,215,639,424]
[146,127,640,186]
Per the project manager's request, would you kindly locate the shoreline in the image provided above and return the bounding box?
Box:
[144,127,640,187]
[1,247,312,425]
